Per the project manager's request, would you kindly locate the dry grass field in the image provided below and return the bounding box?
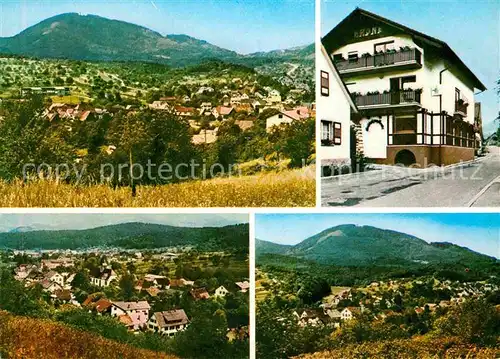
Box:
[0,166,315,207]
[0,311,176,359]
[293,337,500,359]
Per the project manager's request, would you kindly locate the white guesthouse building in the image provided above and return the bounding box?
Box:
[320,8,486,170]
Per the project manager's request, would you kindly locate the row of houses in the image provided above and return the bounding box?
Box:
[293,306,363,328]
[83,297,189,336]
[82,278,248,335]
[319,8,485,171]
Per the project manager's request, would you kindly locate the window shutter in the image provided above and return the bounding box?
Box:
[334,122,342,145]
[320,71,329,96]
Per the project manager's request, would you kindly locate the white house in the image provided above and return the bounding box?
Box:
[340,307,361,321]
[214,285,229,298]
[318,43,359,172]
[45,271,65,287]
[40,279,63,293]
[265,109,308,131]
[148,309,189,337]
[292,309,329,327]
[111,301,151,319]
[267,89,282,104]
[322,8,486,167]
[90,268,117,288]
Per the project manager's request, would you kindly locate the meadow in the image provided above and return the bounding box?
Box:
[0,166,315,207]
[0,311,175,359]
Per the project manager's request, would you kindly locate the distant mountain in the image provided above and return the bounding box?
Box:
[8,226,38,233]
[256,238,291,255]
[0,13,313,69]
[0,222,249,252]
[248,43,315,61]
[257,224,497,267]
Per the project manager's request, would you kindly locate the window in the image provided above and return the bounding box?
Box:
[333,53,343,62]
[278,114,283,118]
[321,121,341,145]
[401,75,416,86]
[455,88,461,101]
[374,41,395,53]
[347,51,358,61]
[334,122,342,145]
[321,120,332,142]
[320,71,329,96]
[391,75,416,89]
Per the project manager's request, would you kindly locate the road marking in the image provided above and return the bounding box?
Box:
[466,174,500,207]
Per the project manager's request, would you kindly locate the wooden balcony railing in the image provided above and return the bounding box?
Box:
[335,48,422,73]
[354,89,421,107]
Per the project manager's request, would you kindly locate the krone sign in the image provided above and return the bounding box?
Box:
[354,27,382,38]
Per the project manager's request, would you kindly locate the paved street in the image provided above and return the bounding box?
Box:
[321,151,500,207]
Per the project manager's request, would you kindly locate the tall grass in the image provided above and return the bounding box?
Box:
[0,166,315,207]
[293,337,500,359]
[0,311,176,359]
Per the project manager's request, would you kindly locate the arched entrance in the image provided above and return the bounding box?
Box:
[394,149,416,166]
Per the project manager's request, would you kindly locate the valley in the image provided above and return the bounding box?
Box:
[0,13,315,207]
[0,221,250,359]
[255,223,500,359]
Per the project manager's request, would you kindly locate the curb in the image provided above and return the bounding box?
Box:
[466,174,500,207]
[321,155,488,180]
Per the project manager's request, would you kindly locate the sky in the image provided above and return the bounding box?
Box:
[0,0,315,54]
[0,213,248,232]
[255,213,500,258]
[321,0,499,136]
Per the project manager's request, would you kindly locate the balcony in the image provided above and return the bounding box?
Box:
[353,89,422,110]
[454,100,468,117]
[334,48,422,76]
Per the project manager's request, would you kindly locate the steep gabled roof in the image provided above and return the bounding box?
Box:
[322,7,486,91]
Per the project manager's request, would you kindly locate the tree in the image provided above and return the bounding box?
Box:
[434,299,499,345]
[0,96,75,180]
[173,306,230,359]
[213,120,242,173]
[271,118,315,167]
[119,273,135,301]
[72,271,91,291]
[257,300,330,359]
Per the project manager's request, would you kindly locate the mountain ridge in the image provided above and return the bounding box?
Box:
[0,222,249,251]
[256,225,498,267]
[0,12,312,68]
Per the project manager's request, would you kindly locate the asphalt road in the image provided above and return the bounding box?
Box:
[321,152,500,207]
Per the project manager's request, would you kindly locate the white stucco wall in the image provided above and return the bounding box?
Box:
[318,47,352,163]
[266,113,293,130]
[360,117,387,158]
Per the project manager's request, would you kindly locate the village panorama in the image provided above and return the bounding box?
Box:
[0,214,250,359]
[255,213,500,358]
[0,12,316,207]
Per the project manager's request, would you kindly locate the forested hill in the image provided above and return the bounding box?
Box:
[257,224,498,268]
[0,12,313,69]
[0,222,249,251]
